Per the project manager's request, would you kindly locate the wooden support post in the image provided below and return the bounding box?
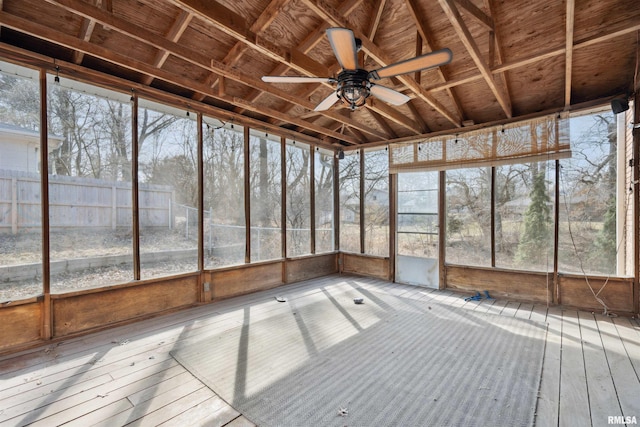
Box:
[310,146,316,255]
[197,113,204,275]
[131,93,140,281]
[39,69,51,339]
[553,158,560,305]
[633,91,640,315]
[438,170,446,290]
[244,126,250,264]
[281,136,287,282]
[389,162,397,282]
[491,166,496,267]
[333,152,340,252]
[359,149,365,254]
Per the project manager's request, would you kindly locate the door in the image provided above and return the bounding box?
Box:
[395,171,439,288]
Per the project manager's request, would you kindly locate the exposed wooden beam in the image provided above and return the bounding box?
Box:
[404,0,465,121]
[301,0,461,128]
[453,0,494,31]
[241,0,361,113]
[72,0,104,64]
[197,0,289,101]
[367,109,398,139]
[427,19,640,94]
[438,0,512,118]
[0,10,358,145]
[564,0,575,108]
[406,100,430,133]
[367,98,424,134]
[171,0,327,78]
[142,9,192,85]
[484,0,511,121]
[43,0,386,140]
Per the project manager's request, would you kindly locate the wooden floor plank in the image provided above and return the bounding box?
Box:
[577,311,622,426]
[156,396,239,427]
[558,310,591,427]
[0,274,637,427]
[535,307,561,427]
[612,317,640,381]
[596,315,640,420]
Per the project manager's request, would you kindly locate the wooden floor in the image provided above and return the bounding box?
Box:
[0,274,639,426]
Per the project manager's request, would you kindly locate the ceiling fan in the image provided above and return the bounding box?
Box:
[262,27,452,111]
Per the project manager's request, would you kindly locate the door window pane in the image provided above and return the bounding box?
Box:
[398,171,438,258]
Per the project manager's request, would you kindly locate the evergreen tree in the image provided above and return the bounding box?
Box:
[516,172,551,266]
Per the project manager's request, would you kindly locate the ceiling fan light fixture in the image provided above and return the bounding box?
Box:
[337,69,370,110]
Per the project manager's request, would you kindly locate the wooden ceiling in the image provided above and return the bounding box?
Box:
[0,0,638,149]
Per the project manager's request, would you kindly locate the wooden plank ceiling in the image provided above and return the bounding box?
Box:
[0,0,638,149]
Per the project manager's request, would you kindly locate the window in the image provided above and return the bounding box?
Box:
[364,149,389,256]
[249,131,281,261]
[204,121,245,268]
[137,100,198,278]
[47,77,134,292]
[314,148,334,253]
[495,162,555,271]
[445,167,491,266]
[286,140,311,257]
[0,61,42,301]
[339,151,360,253]
[558,110,622,275]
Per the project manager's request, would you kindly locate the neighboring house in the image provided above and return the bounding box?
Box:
[341,188,389,223]
[0,123,62,173]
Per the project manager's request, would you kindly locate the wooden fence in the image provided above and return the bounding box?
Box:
[0,170,173,233]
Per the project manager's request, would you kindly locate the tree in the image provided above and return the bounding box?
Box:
[516,171,551,265]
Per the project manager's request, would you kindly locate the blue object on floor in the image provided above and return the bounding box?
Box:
[483,290,494,300]
[464,292,482,301]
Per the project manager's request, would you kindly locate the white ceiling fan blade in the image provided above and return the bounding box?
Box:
[314,91,340,111]
[370,84,411,106]
[369,48,452,80]
[326,27,358,70]
[262,76,335,83]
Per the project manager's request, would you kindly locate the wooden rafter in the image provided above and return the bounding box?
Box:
[142,9,192,85]
[564,0,575,108]
[367,108,398,139]
[194,0,289,101]
[483,0,510,121]
[302,0,460,127]
[453,0,493,31]
[438,0,512,118]
[43,0,387,141]
[71,0,104,64]
[0,10,359,144]
[300,0,461,127]
[427,18,640,94]
[404,0,464,122]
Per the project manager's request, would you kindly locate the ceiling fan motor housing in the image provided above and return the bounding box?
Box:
[336,69,370,110]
